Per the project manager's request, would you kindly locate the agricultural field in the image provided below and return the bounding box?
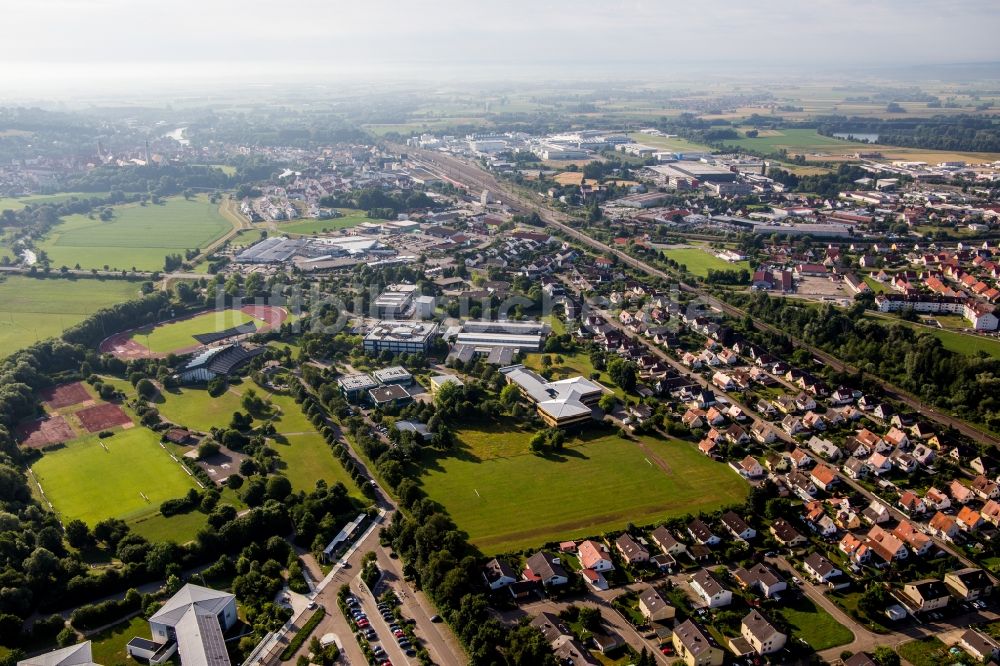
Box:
[277,208,370,235]
[418,422,749,553]
[0,276,139,358]
[659,246,751,277]
[36,195,233,271]
[0,192,96,212]
[30,427,199,525]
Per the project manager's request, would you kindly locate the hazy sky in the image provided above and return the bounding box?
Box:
[3,0,1000,94]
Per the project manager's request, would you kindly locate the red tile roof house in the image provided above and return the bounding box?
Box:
[810,464,838,492]
[577,540,615,572]
[523,551,569,586]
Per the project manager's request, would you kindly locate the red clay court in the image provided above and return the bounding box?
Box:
[76,403,133,432]
[17,416,75,449]
[40,382,92,409]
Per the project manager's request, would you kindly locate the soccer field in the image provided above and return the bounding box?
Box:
[135,309,256,353]
[0,276,139,358]
[30,428,199,525]
[419,424,748,553]
[37,195,232,271]
[660,246,750,278]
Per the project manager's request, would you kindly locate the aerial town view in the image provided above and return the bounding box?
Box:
[4,2,1000,666]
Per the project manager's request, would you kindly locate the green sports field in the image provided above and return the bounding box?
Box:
[37,195,232,271]
[277,209,370,235]
[419,423,748,553]
[134,309,256,353]
[0,276,139,359]
[660,246,751,278]
[31,428,199,525]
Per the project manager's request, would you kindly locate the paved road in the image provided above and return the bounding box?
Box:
[404,146,1000,448]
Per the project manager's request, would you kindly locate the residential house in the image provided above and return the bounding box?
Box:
[890,449,919,474]
[731,563,787,599]
[639,586,676,624]
[807,435,840,460]
[672,619,724,666]
[898,490,927,516]
[944,568,993,601]
[972,474,1000,500]
[810,464,838,492]
[982,499,1000,526]
[843,457,869,480]
[721,512,756,541]
[615,534,650,565]
[737,456,764,479]
[581,568,609,591]
[770,519,807,548]
[524,551,569,586]
[782,415,805,436]
[578,540,614,572]
[892,520,933,557]
[957,505,985,532]
[950,479,974,504]
[867,452,892,476]
[688,519,720,546]
[901,579,951,612]
[924,487,951,511]
[958,630,1000,664]
[690,569,732,608]
[483,558,518,590]
[740,611,787,656]
[651,527,688,558]
[803,552,842,584]
[928,512,961,541]
[789,447,814,469]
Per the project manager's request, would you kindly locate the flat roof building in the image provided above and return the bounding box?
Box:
[373,284,417,318]
[337,373,378,402]
[372,366,413,386]
[363,321,439,356]
[429,374,464,395]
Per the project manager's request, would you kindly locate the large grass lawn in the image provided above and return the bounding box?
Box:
[135,309,256,353]
[868,313,1000,359]
[155,386,248,432]
[277,209,370,235]
[38,195,232,271]
[31,428,199,525]
[419,422,749,553]
[272,432,363,497]
[660,246,750,278]
[774,596,853,651]
[129,509,209,544]
[0,276,139,358]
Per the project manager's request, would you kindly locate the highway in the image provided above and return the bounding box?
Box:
[401,145,1000,448]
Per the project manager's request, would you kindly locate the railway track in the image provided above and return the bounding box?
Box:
[402,145,1000,447]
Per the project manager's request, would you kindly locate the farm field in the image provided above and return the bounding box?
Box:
[419,423,748,553]
[0,276,139,358]
[277,208,370,235]
[724,128,1000,165]
[0,192,96,212]
[774,596,853,651]
[37,195,232,271]
[659,246,751,277]
[30,427,199,525]
[137,309,256,353]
